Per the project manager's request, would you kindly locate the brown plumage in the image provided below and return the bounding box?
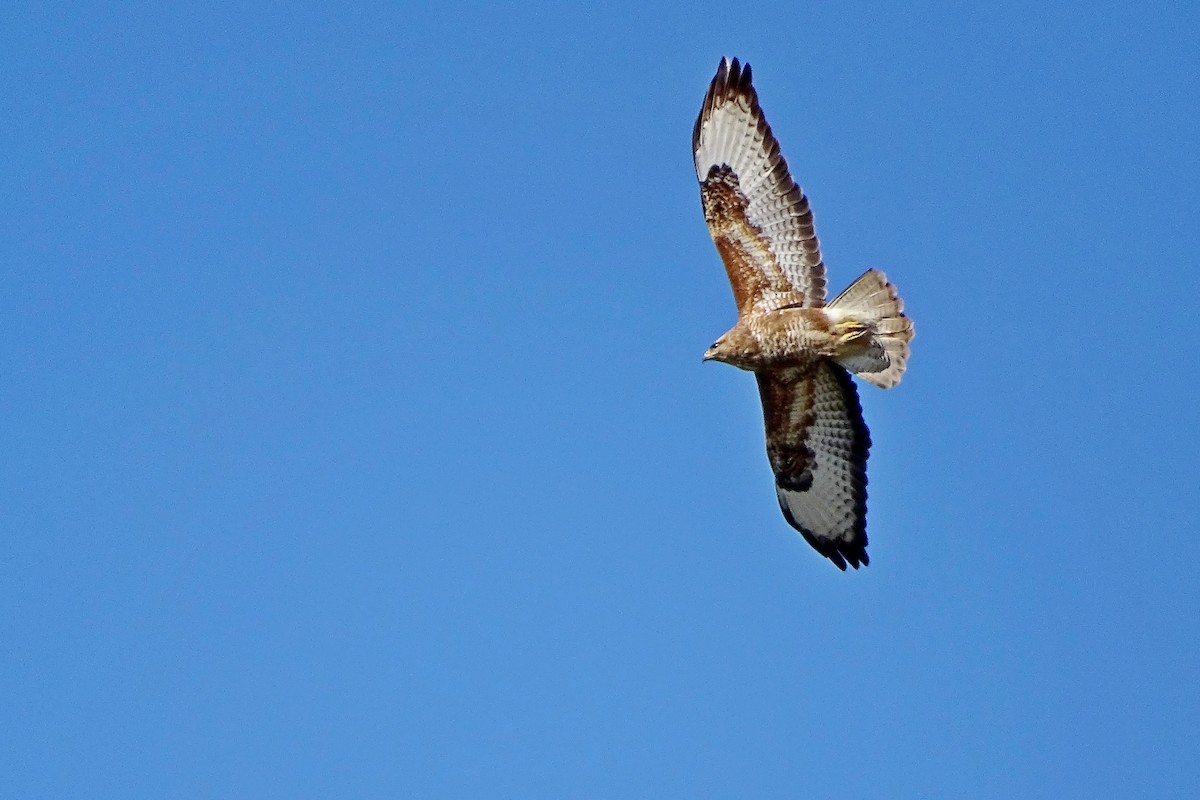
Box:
[695,57,914,570]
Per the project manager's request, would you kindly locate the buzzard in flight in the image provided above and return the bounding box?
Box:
[694,57,914,570]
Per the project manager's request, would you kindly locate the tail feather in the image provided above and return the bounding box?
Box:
[828,268,913,389]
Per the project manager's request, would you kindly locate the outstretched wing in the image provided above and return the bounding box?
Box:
[694,57,827,315]
[755,363,872,570]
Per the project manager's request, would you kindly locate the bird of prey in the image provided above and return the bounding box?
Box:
[694,57,914,570]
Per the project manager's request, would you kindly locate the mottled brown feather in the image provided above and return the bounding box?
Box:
[757,367,818,491]
[700,166,787,315]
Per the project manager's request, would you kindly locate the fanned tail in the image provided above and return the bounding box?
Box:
[828,269,913,389]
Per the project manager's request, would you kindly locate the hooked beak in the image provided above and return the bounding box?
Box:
[702,347,717,363]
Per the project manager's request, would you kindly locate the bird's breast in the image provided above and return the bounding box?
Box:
[747,308,839,367]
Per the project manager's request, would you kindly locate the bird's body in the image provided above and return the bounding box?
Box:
[694,57,914,570]
[708,305,874,372]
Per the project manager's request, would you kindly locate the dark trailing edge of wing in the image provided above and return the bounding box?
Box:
[778,496,869,571]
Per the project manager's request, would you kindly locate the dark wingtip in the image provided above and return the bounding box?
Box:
[695,57,758,157]
[715,56,752,91]
[777,488,869,571]
[721,56,752,91]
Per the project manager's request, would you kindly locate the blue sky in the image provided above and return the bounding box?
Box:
[3,1,1198,797]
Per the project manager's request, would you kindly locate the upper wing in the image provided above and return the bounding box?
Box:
[694,57,827,315]
[755,363,871,570]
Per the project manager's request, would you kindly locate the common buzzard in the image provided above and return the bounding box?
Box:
[695,57,914,570]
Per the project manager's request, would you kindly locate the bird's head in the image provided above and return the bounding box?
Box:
[703,328,756,370]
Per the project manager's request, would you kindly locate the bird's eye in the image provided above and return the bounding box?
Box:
[710,342,720,350]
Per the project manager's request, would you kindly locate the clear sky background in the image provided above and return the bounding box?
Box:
[3,1,1198,797]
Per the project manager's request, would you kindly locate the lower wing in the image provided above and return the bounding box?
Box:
[755,363,872,570]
